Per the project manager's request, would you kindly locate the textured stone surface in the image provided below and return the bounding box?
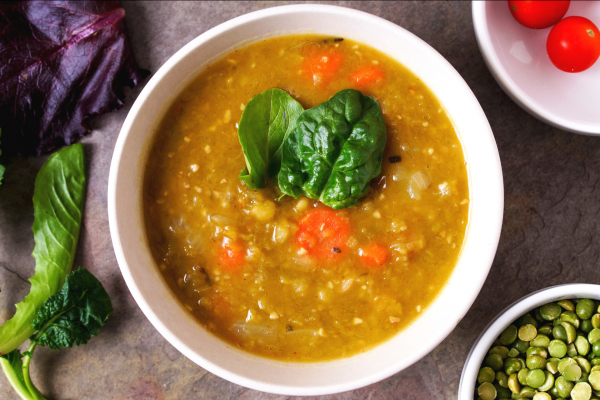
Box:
[1,1,599,399]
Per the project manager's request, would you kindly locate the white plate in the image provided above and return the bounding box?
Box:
[473,1,600,135]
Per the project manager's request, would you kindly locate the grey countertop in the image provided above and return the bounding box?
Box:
[1,1,599,399]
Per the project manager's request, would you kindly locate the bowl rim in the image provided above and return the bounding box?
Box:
[109,3,503,395]
[471,1,600,136]
[458,283,600,399]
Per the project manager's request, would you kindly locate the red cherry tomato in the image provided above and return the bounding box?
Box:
[508,1,570,29]
[547,16,600,73]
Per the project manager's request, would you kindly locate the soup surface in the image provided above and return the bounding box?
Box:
[143,35,469,361]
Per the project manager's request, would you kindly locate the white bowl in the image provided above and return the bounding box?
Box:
[458,284,600,399]
[108,4,503,396]
[472,1,600,135]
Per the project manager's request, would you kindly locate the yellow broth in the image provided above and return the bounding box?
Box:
[143,35,469,361]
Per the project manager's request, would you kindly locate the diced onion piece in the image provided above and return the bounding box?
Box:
[407,179,421,200]
[209,214,237,227]
[390,235,426,255]
[390,164,410,182]
[286,329,318,337]
[340,278,353,292]
[412,170,431,190]
[232,322,277,341]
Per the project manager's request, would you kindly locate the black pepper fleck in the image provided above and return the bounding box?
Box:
[333,247,342,253]
[389,156,402,163]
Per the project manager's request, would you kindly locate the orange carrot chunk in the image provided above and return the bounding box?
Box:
[219,237,245,271]
[296,208,351,262]
[302,51,344,86]
[360,243,388,266]
[349,65,385,86]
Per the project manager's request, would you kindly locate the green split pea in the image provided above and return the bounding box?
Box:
[475,298,600,400]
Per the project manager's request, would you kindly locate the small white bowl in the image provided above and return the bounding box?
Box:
[458,284,600,399]
[108,4,503,396]
[472,1,600,135]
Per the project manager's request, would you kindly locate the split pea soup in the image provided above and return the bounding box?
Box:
[143,34,469,361]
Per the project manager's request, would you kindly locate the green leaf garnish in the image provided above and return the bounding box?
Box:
[278,89,386,209]
[238,88,304,189]
[32,268,113,350]
[0,143,112,400]
[1,268,112,400]
[0,143,86,355]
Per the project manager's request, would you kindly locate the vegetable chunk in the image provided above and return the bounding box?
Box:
[219,237,246,271]
[295,208,351,262]
[349,66,385,86]
[360,243,388,266]
[302,51,344,86]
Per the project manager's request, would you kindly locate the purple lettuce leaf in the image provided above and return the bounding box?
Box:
[0,1,148,156]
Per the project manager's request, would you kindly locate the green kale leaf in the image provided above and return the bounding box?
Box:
[278,89,386,209]
[0,143,86,355]
[238,88,304,189]
[1,268,112,400]
[32,267,113,350]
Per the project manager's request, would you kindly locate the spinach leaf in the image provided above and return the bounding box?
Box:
[238,88,304,189]
[32,267,113,350]
[0,143,85,355]
[278,89,386,209]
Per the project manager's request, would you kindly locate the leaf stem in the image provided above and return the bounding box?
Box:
[0,357,34,400]
[22,341,46,400]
